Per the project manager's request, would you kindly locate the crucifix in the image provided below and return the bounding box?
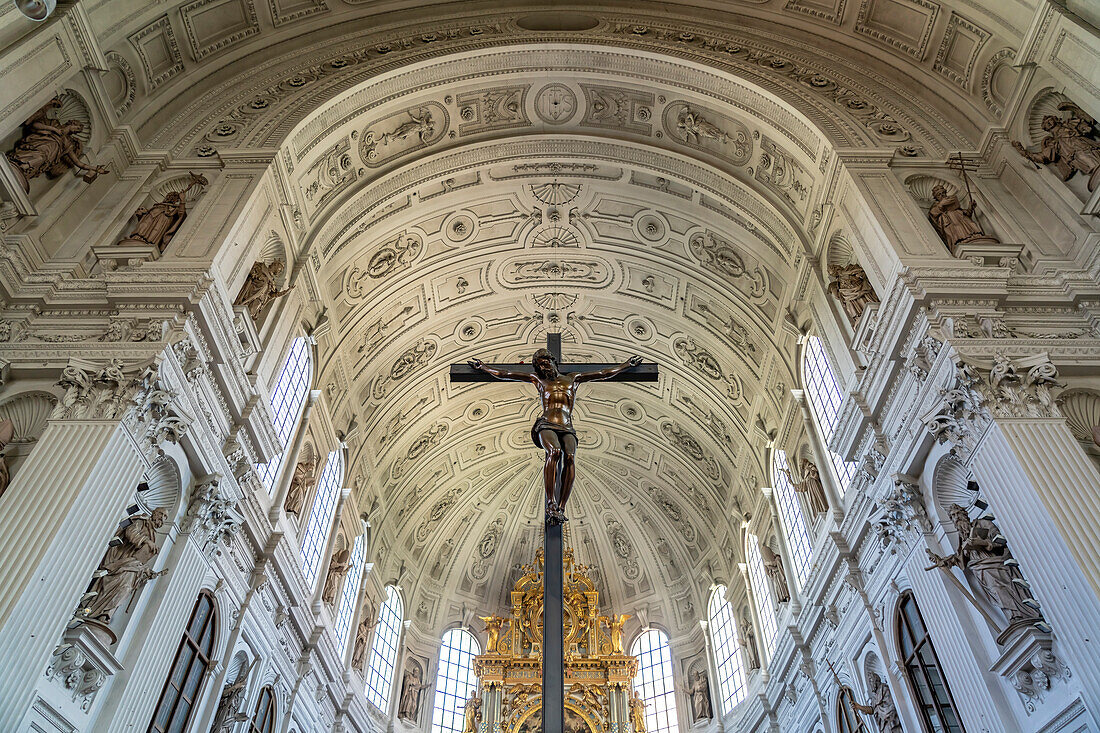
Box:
[450,332,657,732]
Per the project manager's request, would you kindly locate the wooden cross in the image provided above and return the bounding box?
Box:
[449,332,657,732]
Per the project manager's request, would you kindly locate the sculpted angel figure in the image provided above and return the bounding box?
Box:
[780,458,829,516]
[1013,105,1100,192]
[234,260,292,321]
[605,612,631,654]
[83,507,169,623]
[849,672,902,733]
[677,108,729,144]
[120,172,207,252]
[928,183,997,255]
[466,349,642,522]
[827,263,879,323]
[5,98,109,193]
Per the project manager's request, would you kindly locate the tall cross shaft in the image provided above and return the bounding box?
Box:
[449,333,656,732]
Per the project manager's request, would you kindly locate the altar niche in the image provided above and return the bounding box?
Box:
[450,332,656,732]
[467,546,640,733]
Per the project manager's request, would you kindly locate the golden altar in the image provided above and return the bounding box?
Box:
[467,547,643,733]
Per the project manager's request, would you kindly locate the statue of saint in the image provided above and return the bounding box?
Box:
[352,599,375,670]
[605,613,631,654]
[84,507,169,623]
[119,173,207,252]
[850,672,902,733]
[927,504,1044,627]
[759,542,791,604]
[321,548,352,605]
[780,458,829,516]
[5,98,109,193]
[827,263,878,324]
[629,690,648,733]
[210,658,255,731]
[480,615,504,653]
[0,419,13,500]
[284,454,318,516]
[234,260,292,321]
[462,697,481,733]
[467,350,642,521]
[397,664,430,721]
[928,184,998,255]
[740,611,760,670]
[685,670,713,720]
[1013,105,1100,192]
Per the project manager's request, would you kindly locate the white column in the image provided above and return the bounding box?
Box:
[0,419,145,728]
[269,390,319,523]
[969,418,1100,722]
[791,389,845,521]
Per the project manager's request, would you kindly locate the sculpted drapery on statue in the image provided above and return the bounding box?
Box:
[928,184,998,255]
[118,172,207,252]
[0,419,13,500]
[927,504,1047,633]
[397,664,430,721]
[1013,103,1100,192]
[759,542,790,604]
[5,97,109,193]
[210,658,256,731]
[352,599,376,670]
[82,507,169,624]
[461,697,481,733]
[321,547,352,605]
[685,670,713,720]
[466,349,642,522]
[780,458,828,516]
[740,610,760,670]
[234,260,293,321]
[285,453,318,516]
[629,691,647,732]
[826,263,878,323]
[850,672,902,733]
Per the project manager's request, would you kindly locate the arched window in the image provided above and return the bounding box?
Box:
[631,629,679,733]
[300,449,342,587]
[897,593,965,733]
[334,533,365,647]
[365,586,404,712]
[745,536,778,656]
[707,585,746,712]
[802,336,857,491]
[148,592,217,733]
[258,337,312,490]
[773,450,812,589]
[837,688,869,733]
[430,629,482,733]
[249,686,277,733]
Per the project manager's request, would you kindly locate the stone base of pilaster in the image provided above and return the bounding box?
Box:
[30,623,124,729]
[990,626,1074,721]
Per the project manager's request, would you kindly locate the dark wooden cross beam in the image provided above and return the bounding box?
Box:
[449,332,656,733]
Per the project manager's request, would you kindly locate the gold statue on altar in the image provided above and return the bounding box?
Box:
[465,547,644,733]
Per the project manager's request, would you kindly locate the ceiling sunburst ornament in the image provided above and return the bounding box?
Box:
[530,226,580,248]
[530,181,582,205]
[532,292,578,310]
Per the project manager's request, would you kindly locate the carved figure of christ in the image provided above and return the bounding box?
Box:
[450,333,655,523]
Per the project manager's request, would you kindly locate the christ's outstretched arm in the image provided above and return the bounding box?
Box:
[573,355,643,383]
[467,358,538,383]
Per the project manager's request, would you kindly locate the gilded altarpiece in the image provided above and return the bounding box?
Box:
[469,548,640,733]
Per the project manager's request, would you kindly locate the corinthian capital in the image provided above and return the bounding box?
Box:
[52,359,142,420]
[183,476,242,552]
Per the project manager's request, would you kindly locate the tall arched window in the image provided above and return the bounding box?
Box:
[258,337,312,490]
[365,586,404,712]
[334,533,365,647]
[837,688,869,733]
[897,593,965,733]
[249,687,277,733]
[300,449,342,587]
[430,629,482,733]
[802,336,857,491]
[745,536,778,657]
[707,585,746,712]
[631,629,679,733]
[773,450,812,589]
[148,592,217,733]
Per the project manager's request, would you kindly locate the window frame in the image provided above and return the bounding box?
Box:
[147,592,218,733]
[364,586,404,712]
[896,592,966,733]
[745,535,778,658]
[249,686,277,733]
[333,533,365,647]
[837,687,869,733]
[257,337,313,490]
[299,449,343,588]
[630,628,680,733]
[772,450,813,589]
[429,628,482,733]
[707,585,746,713]
[802,336,857,491]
